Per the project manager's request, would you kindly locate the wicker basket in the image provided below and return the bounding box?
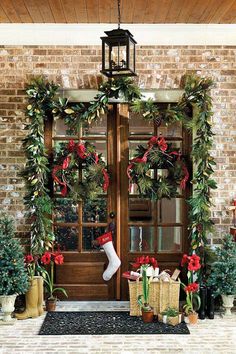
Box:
[128,279,180,316]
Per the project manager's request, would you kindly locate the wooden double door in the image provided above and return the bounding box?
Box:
[49,103,190,300]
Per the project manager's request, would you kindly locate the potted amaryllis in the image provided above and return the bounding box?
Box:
[181,254,201,324]
[40,251,68,311]
[132,256,158,322]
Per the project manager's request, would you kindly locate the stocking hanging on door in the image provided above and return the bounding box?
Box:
[96,232,121,281]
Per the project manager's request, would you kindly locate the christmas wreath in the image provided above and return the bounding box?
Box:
[127,135,189,199]
[52,139,109,201]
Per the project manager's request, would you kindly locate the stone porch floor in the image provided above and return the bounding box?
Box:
[0,301,235,354]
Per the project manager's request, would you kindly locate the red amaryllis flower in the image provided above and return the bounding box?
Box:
[41,252,51,265]
[67,139,75,152]
[181,254,190,267]
[185,282,199,293]
[132,255,158,269]
[53,253,64,265]
[77,143,87,159]
[25,254,34,263]
[149,257,158,269]
[188,254,201,271]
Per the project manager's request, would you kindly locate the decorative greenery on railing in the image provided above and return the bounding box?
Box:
[22,75,216,255]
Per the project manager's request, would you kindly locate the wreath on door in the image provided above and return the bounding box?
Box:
[52,139,109,201]
[127,135,189,199]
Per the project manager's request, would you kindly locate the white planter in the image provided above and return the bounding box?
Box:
[222,294,235,316]
[0,294,17,323]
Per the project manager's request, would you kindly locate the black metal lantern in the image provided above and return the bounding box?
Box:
[100,0,137,78]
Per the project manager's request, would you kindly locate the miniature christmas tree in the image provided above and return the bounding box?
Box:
[207,234,236,296]
[0,213,29,295]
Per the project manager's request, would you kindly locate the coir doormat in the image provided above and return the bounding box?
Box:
[39,311,190,335]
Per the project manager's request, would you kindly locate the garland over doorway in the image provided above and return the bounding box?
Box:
[22,75,216,255]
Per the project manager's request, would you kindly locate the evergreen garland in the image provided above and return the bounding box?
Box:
[21,78,58,255]
[52,77,141,134]
[23,74,216,255]
[131,75,217,252]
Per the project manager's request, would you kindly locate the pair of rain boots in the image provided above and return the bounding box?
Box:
[15,276,44,320]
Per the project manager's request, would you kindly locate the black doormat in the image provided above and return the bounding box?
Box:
[39,311,190,335]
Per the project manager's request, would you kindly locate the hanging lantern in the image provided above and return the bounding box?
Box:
[100,0,137,78]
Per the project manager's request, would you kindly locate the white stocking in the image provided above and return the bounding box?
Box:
[102,241,121,281]
[96,232,121,281]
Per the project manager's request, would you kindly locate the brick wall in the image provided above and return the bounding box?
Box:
[0,45,235,244]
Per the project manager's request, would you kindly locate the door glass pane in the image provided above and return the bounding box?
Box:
[129,140,147,159]
[83,199,107,223]
[82,113,107,137]
[83,227,106,251]
[129,112,154,136]
[54,198,78,223]
[55,226,78,251]
[82,140,107,163]
[158,226,182,252]
[158,121,182,138]
[54,119,74,136]
[129,198,153,221]
[130,226,154,252]
[158,198,182,224]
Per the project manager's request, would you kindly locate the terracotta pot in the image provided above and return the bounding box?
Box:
[45,298,57,312]
[188,312,198,325]
[142,308,154,323]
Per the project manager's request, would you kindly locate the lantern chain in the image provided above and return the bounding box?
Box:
[117,0,121,29]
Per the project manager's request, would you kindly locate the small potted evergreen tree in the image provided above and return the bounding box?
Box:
[0,213,29,323]
[207,234,236,316]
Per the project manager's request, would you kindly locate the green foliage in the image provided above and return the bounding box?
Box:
[128,140,186,200]
[137,265,152,311]
[161,307,179,317]
[182,77,216,251]
[207,234,236,296]
[22,77,58,255]
[0,213,29,295]
[53,77,141,134]
[182,290,201,315]
[53,141,108,202]
[131,75,216,252]
[24,74,216,258]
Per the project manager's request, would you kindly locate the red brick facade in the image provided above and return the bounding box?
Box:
[0,45,235,244]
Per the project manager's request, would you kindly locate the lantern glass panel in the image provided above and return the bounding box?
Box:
[129,40,135,72]
[104,42,110,70]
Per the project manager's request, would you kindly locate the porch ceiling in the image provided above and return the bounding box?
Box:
[0,0,236,24]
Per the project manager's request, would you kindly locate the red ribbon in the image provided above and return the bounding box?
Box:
[77,143,87,159]
[52,162,68,197]
[180,164,189,189]
[102,169,109,191]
